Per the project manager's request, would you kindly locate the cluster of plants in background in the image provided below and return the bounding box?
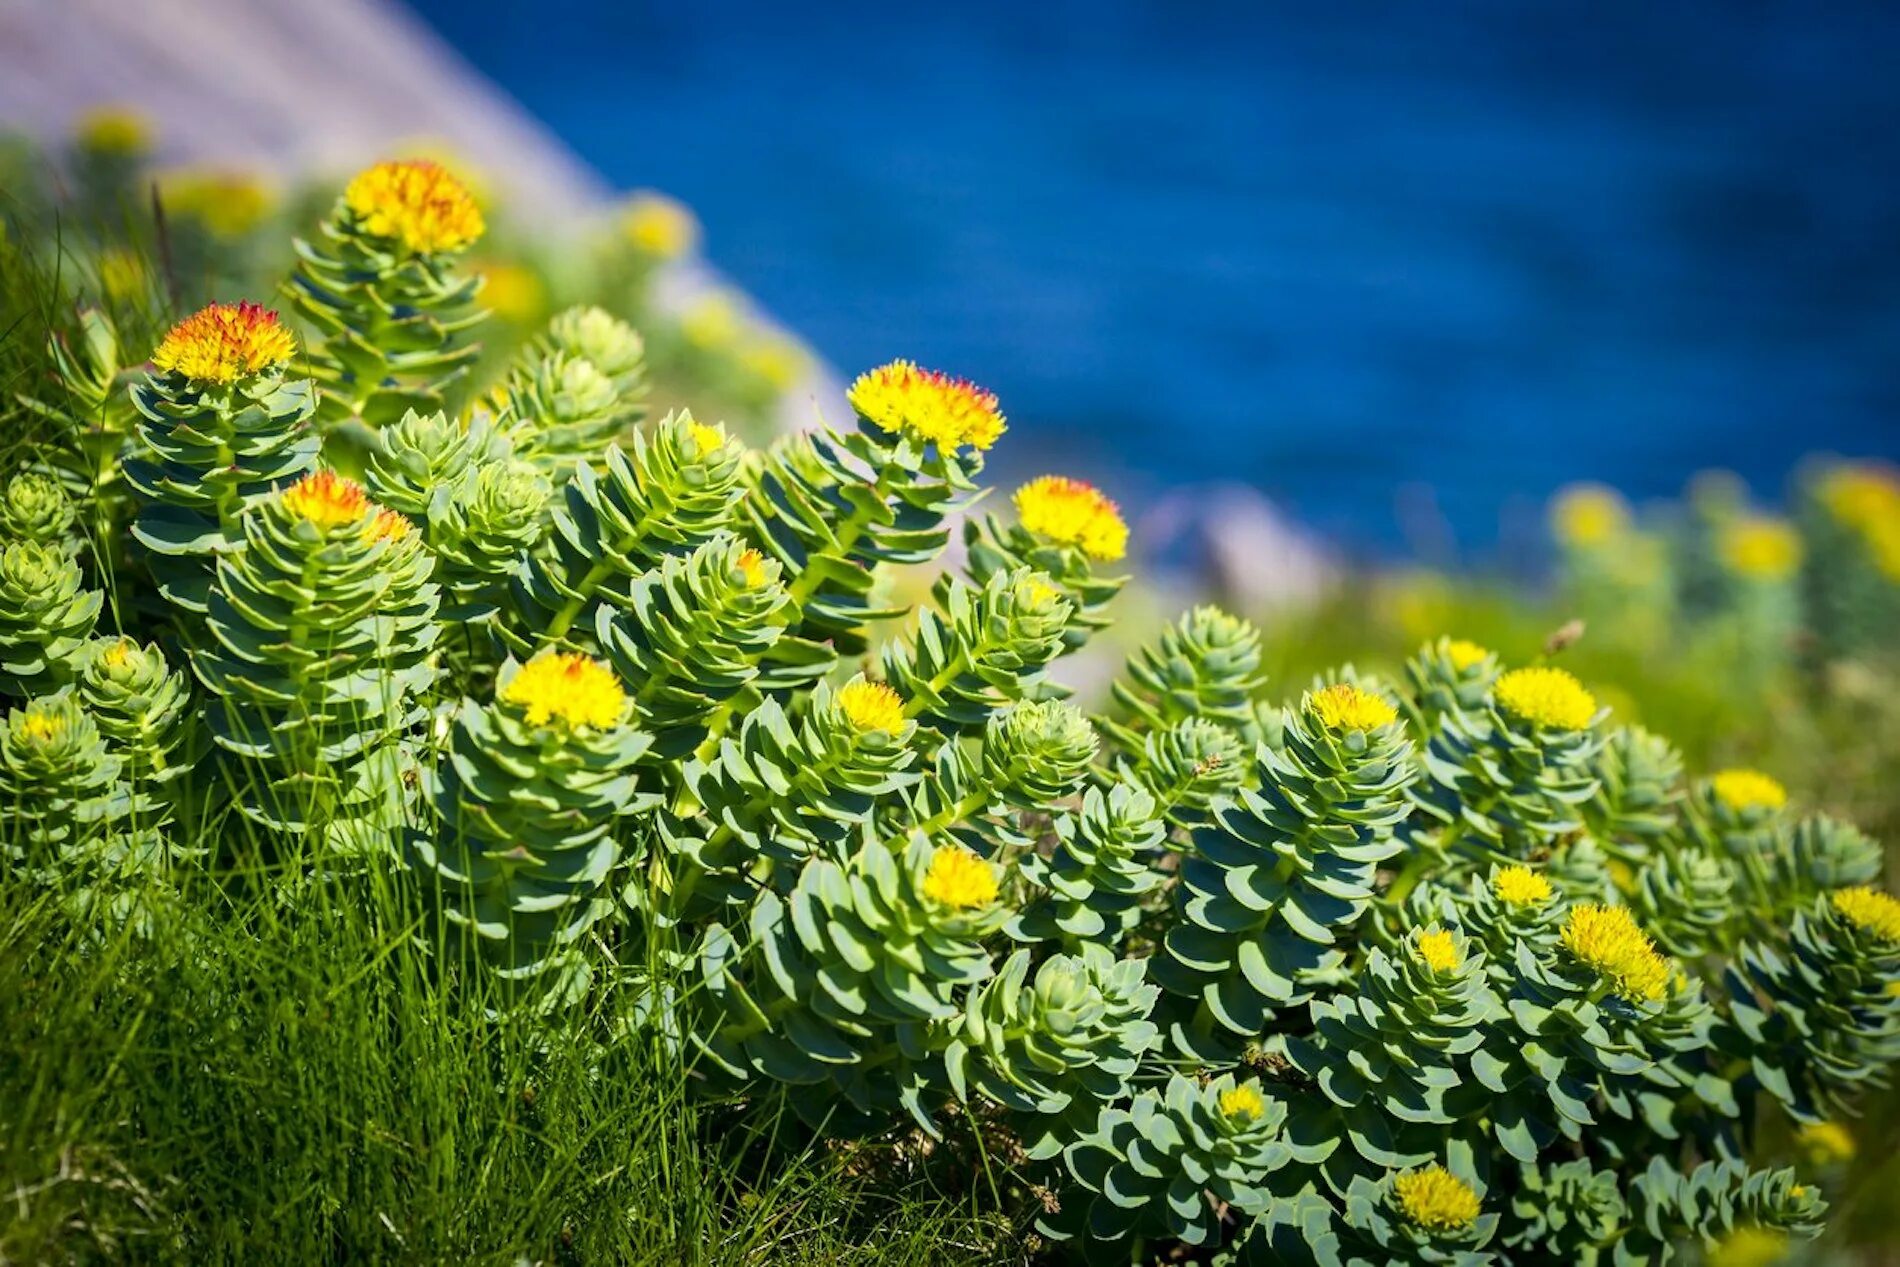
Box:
[3,148,1898,1267]
[0,105,809,442]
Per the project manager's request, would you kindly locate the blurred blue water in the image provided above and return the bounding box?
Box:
[406,0,1900,556]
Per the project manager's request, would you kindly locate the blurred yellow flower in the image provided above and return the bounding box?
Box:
[621,192,700,260]
[738,335,808,393]
[75,105,151,156]
[97,247,147,304]
[1710,768,1787,814]
[1706,1226,1787,1267]
[1795,1120,1854,1166]
[157,168,276,239]
[1550,483,1630,548]
[473,260,546,324]
[1719,516,1802,581]
[681,292,743,351]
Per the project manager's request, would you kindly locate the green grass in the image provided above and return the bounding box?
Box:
[0,860,1023,1265]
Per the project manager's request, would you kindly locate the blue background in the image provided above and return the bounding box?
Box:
[405,0,1900,556]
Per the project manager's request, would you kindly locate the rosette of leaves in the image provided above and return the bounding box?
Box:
[1118,715,1248,829]
[1154,684,1415,1055]
[0,540,102,696]
[1618,1156,1825,1264]
[411,653,651,995]
[1281,925,1498,1170]
[1413,667,1604,866]
[878,567,1072,731]
[75,636,189,826]
[289,160,485,428]
[363,409,547,619]
[506,411,745,652]
[192,473,438,844]
[956,501,1125,653]
[1476,906,1715,1163]
[1628,844,1733,958]
[0,692,120,855]
[1044,1073,1289,1247]
[1107,603,1266,743]
[594,533,789,750]
[742,367,993,664]
[1582,725,1684,866]
[1404,636,1498,733]
[1769,814,1883,910]
[500,305,648,477]
[1406,866,1566,989]
[0,473,78,548]
[1500,1157,1625,1262]
[688,837,1006,1131]
[944,943,1158,1158]
[659,679,919,915]
[897,698,1098,856]
[1721,887,1900,1124]
[1012,780,1165,945]
[124,319,319,613]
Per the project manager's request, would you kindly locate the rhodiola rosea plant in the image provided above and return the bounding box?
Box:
[3,158,1897,1266]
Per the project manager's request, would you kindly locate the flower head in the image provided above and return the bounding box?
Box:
[17,705,70,745]
[1219,1084,1267,1122]
[1830,886,1900,945]
[1561,904,1670,1002]
[1493,866,1554,908]
[1719,517,1803,581]
[837,680,906,734]
[739,335,806,391]
[735,548,768,589]
[1013,476,1129,561]
[151,301,296,384]
[1308,682,1398,733]
[1414,928,1462,974]
[473,259,545,323]
[1494,666,1597,731]
[1445,639,1491,671]
[1817,464,1900,533]
[848,360,1006,452]
[280,471,371,531]
[1550,483,1630,547]
[343,159,484,254]
[1392,1166,1481,1232]
[1796,1120,1855,1166]
[1706,1226,1788,1267]
[681,293,743,350]
[686,419,728,459]
[1710,768,1787,814]
[620,192,699,259]
[921,845,998,909]
[501,653,627,731]
[76,106,151,155]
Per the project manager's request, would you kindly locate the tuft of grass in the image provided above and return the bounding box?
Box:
[0,861,1022,1265]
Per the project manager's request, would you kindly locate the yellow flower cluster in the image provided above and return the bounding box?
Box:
[1492,866,1554,908]
[501,653,627,731]
[281,471,371,530]
[1795,1120,1855,1166]
[344,159,484,254]
[157,168,275,239]
[847,360,1007,452]
[921,845,998,909]
[735,548,768,590]
[620,192,700,259]
[1818,463,1900,581]
[75,105,151,155]
[1012,476,1129,562]
[1830,886,1900,945]
[151,301,297,384]
[1392,1165,1481,1232]
[1550,483,1630,548]
[1718,516,1803,581]
[1494,666,1597,731]
[1219,1084,1267,1121]
[18,705,68,743]
[837,680,906,734]
[1445,639,1490,671]
[1561,904,1670,1002]
[1710,768,1787,814]
[1414,929,1462,974]
[1308,682,1398,733]
[686,420,729,459]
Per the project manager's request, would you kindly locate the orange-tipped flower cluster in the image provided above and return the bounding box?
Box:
[847,360,1006,452]
[151,301,297,384]
[281,471,371,530]
[1013,475,1129,561]
[343,159,485,254]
